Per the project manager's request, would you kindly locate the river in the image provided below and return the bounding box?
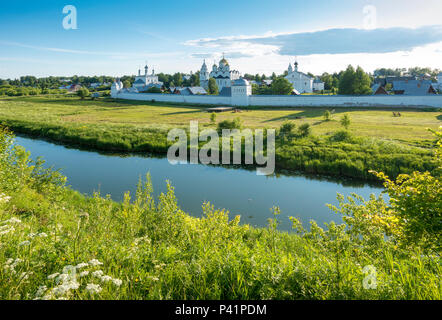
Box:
[15,136,384,231]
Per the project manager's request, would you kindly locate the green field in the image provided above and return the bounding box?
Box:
[0,95,440,181]
[0,96,440,142]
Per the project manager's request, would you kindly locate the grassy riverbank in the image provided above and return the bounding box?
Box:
[0,96,440,180]
[0,127,440,300]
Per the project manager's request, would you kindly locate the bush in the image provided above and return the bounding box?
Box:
[217,117,242,132]
[297,123,311,137]
[340,114,351,130]
[329,130,352,142]
[323,110,331,121]
[278,121,296,141]
[77,88,90,100]
[210,112,217,125]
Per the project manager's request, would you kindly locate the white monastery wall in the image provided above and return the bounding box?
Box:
[112,92,442,108]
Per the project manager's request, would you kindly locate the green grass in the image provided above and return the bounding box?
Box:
[0,129,440,300]
[0,96,440,181]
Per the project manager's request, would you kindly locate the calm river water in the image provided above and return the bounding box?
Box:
[15,136,383,231]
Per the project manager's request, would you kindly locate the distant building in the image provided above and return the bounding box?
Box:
[68,84,81,92]
[172,86,207,95]
[111,79,124,96]
[392,80,437,95]
[374,76,417,87]
[313,78,325,92]
[437,72,442,92]
[285,61,314,93]
[90,82,110,89]
[200,55,241,91]
[132,65,163,91]
[371,84,389,95]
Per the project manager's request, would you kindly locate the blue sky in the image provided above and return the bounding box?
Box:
[0,0,441,78]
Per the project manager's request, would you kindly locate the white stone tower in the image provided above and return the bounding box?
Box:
[231,78,251,106]
[199,59,209,89]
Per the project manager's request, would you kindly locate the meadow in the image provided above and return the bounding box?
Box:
[0,95,439,181]
[0,126,440,300]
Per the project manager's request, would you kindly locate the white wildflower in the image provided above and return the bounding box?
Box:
[38,232,48,238]
[20,272,31,280]
[88,259,103,266]
[56,273,72,284]
[0,194,11,203]
[2,217,21,224]
[92,270,104,278]
[100,275,113,282]
[19,240,31,246]
[79,271,89,277]
[28,232,37,239]
[52,284,70,297]
[47,273,60,280]
[62,265,76,274]
[0,226,14,236]
[112,279,123,287]
[35,285,47,298]
[86,283,102,294]
[75,263,88,269]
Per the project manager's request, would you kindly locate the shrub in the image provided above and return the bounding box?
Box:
[297,123,311,137]
[77,88,90,100]
[329,130,352,142]
[340,114,351,130]
[278,121,296,141]
[323,110,331,121]
[210,112,217,125]
[217,117,242,132]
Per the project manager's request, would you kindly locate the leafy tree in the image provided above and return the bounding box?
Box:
[353,66,372,95]
[77,88,90,100]
[123,80,131,89]
[340,114,351,129]
[251,83,260,95]
[339,65,372,95]
[338,65,356,95]
[173,73,183,87]
[271,77,293,95]
[208,78,219,95]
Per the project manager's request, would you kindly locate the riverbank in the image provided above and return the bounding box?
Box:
[0,96,439,181]
[0,128,440,300]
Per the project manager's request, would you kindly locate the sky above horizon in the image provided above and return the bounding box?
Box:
[0,0,442,79]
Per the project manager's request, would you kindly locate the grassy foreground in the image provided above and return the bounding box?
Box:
[0,127,440,300]
[0,96,440,181]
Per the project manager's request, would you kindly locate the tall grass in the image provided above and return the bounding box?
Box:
[0,128,440,300]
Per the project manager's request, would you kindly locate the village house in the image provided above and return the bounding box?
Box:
[171,86,207,95]
[392,79,437,95]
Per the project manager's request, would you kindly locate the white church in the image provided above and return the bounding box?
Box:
[285,61,315,93]
[132,64,163,90]
[200,56,241,91]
